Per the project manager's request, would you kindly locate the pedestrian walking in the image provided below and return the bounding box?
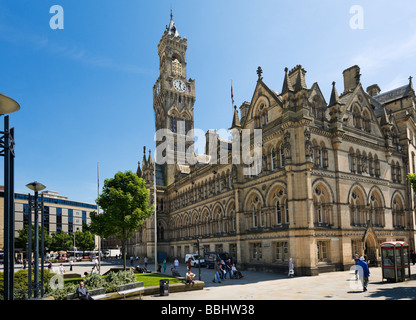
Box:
[59,263,65,275]
[357,256,370,292]
[411,250,416,265]
[69,259,74,271]
[219,260,226,280]
[144,257,148,268]
[212,261,221,283]
[93,256,98,270]
[174,258,179,270]
[353,253,360,280]
[130,256,134,266]
[187,257,192,271]
[225,258,232,279]
[288,258,294,277]
[163,259,167,273]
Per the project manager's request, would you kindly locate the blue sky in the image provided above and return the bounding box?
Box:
[0,0,415,204]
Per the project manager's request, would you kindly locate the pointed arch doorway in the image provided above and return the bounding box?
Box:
[363,228,378,266]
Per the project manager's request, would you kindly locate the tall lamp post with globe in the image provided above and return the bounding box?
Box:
[0,92,20,300]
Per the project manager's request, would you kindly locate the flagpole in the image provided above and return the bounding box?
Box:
[97,161,101,274]
[231,79,234,112]
[154,157,157,272]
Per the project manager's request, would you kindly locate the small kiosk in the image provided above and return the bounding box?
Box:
[380,241,411,282]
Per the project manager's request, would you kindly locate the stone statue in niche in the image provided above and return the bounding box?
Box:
[304,128,313,158]
[283,131,291,160]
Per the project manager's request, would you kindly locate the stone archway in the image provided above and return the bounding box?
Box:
[363,229,378,266]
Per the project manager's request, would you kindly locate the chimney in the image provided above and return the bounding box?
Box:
[366,84,381,97]
[342,65,361,93]
[239,101,250,119]
[288,65,307,91]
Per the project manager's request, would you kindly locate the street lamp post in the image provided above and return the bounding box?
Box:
[26,181,46,299]
[0,92,20,301]
[154,159,157,272]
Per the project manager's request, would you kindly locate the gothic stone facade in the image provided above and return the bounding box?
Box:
[127,16,416,276]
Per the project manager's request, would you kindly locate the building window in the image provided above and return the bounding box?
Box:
[317,241,328,262]
[43,206,50,234]
[172,58,182,77]
[82,211,87,227]
[23,204,30,226]
[275,241,289,262]
[271,149,277,170]
[68,209,73,233]
[285,199,289,225]
[351,240,362,258]
[251,243,262,261]
[280,144,285,167]
[276,201,281,225]
[252,207,258,228]
[170,116,177,133]
[56,207,62,232]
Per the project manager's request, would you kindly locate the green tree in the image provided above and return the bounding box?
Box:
[408,173,416,193]
[90,170,153,269]
[15,225,53,252]
[50,231,73,252]
[74,230,95,255]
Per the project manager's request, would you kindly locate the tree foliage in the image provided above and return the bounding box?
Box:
[90,170,153,269]
[15,225,53,251]
[408,173,416,193]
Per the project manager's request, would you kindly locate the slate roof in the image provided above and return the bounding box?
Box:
[373,85,410,105]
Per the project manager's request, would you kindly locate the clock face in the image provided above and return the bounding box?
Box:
[173,79,186,92]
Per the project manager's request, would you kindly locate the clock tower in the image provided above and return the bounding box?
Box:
[153,12,196,186]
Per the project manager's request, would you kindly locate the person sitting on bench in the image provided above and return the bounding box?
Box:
[231,264,243,279]
[76,281,93,300]
[186,269,196,285]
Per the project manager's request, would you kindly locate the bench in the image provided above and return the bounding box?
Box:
[67,287,109,300]
[117,281,145,300]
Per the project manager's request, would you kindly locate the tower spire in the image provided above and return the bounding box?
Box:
[167,8,179,37]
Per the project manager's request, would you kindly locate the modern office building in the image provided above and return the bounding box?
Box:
[0,187,98,250]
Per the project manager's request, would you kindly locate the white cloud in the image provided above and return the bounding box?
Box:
[351,31,416,74]
[0,21,152,76]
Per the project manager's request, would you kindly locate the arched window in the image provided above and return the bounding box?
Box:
[353,106,361,129]
[284,199,289,225]
[280,144,285,167]
[374,155,380,177]
[271,148,277,170]
[170,115,177,133]
[363,111,371,132]
[369,192,384,227]
[392,196,405,229]
[249,195,262,228]
[276,201,281,225]
[350,189,366,226]
[313,185,333,226]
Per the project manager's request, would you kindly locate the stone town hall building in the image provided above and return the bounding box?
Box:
[127,14,416,275]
